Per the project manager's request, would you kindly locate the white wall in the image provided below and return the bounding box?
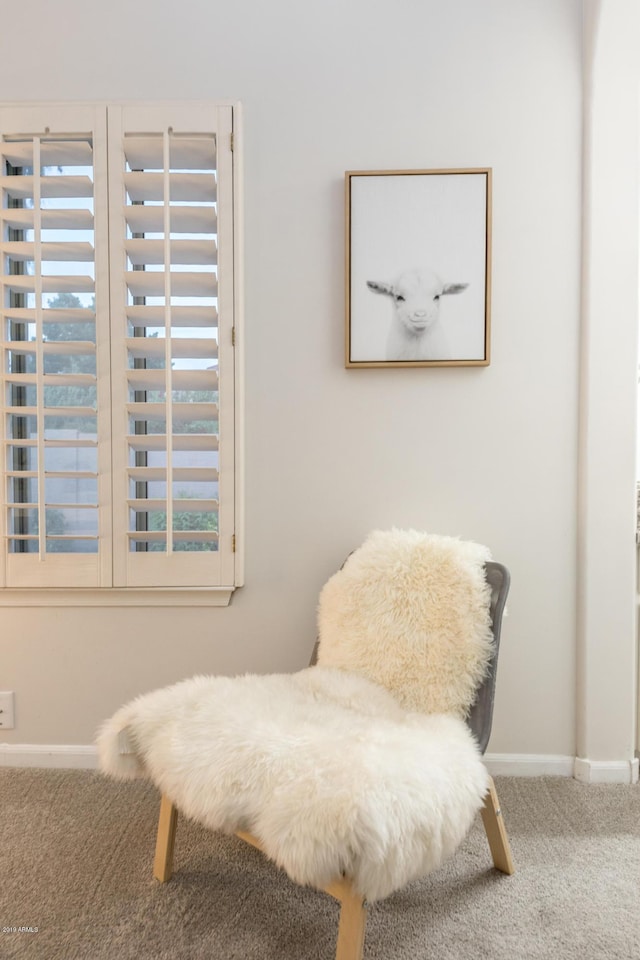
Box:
[577,0,639,772]
[0,0,584,757]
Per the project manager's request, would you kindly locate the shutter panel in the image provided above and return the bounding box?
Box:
[107,104,235,588]
[0,105,112,587]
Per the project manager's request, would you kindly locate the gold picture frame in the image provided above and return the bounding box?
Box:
[345,168,492,368]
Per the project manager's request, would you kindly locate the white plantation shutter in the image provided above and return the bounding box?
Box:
[107,104,235,589]
[0,102,240,594]
[0,104,112,588]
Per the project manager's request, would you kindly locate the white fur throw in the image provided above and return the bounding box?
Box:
[317,529,493,718]
[97,667,488,901]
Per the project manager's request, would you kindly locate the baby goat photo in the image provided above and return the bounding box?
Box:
[367,268,468,362]
[345,168,491,367]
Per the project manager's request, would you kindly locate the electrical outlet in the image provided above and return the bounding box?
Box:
[0,691,15,729]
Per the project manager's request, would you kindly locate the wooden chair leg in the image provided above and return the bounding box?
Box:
[153,794,178,883]
[335,887,367,960]
[480,775,514,875]
[238,834,367,960]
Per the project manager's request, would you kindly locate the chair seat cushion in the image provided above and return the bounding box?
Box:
[97,667,489,901]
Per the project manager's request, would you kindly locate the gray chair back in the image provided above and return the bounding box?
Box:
[310,558,510,756]
[468,561,510,754]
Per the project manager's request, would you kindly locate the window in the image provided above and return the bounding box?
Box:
[0,102,242,600]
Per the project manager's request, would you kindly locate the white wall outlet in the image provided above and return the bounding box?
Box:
[0,691,15,729]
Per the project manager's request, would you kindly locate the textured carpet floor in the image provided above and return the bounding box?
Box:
[1,769,639,960]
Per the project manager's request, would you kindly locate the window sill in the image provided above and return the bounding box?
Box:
[0,586,237,607]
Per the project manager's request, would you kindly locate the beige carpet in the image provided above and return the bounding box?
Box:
[1,769,639,959]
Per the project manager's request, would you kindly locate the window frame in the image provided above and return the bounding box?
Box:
[0,100,244,606]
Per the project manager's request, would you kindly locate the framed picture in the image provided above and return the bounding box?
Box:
[345,168,492,368]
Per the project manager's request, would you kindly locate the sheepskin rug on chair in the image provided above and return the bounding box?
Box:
[97,529,493,902]
[317,528,494,717]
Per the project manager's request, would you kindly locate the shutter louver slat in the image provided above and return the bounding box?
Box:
[125,338,217,360]
[45,535,97,542]
[125,305,217,328]
[3,438,97,446]
[6,274,94,294]
[2,140,93,166]
[127,402,217,421]
[4,308,96,323]
[128,498,217,512]
[125,239,217,266]
[41,438,98,448]
[128,466,218,482]
[124,172,216,203]
[3,208,94,230]
[39,501,98,510]
[2,439,98,451]
[127,531,219,544]
[2,241,94,262]
[124,271,217,299]
[38,471,98,479]
[124,205,216,235]
[6,406,97,417]
[5,373,96,387]
[2,340,95,355]
[126,368,218,391]
[0,175,94,199]
[46,374,96,388]
[44,340,95,355]
[126,434,219,452]
[124,136,216,171]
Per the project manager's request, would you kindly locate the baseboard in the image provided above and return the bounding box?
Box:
[483,753,575,777]
[0,743,99,769]
[1,745,637,783]
[573,756,639,784]
[0,745,578,778]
